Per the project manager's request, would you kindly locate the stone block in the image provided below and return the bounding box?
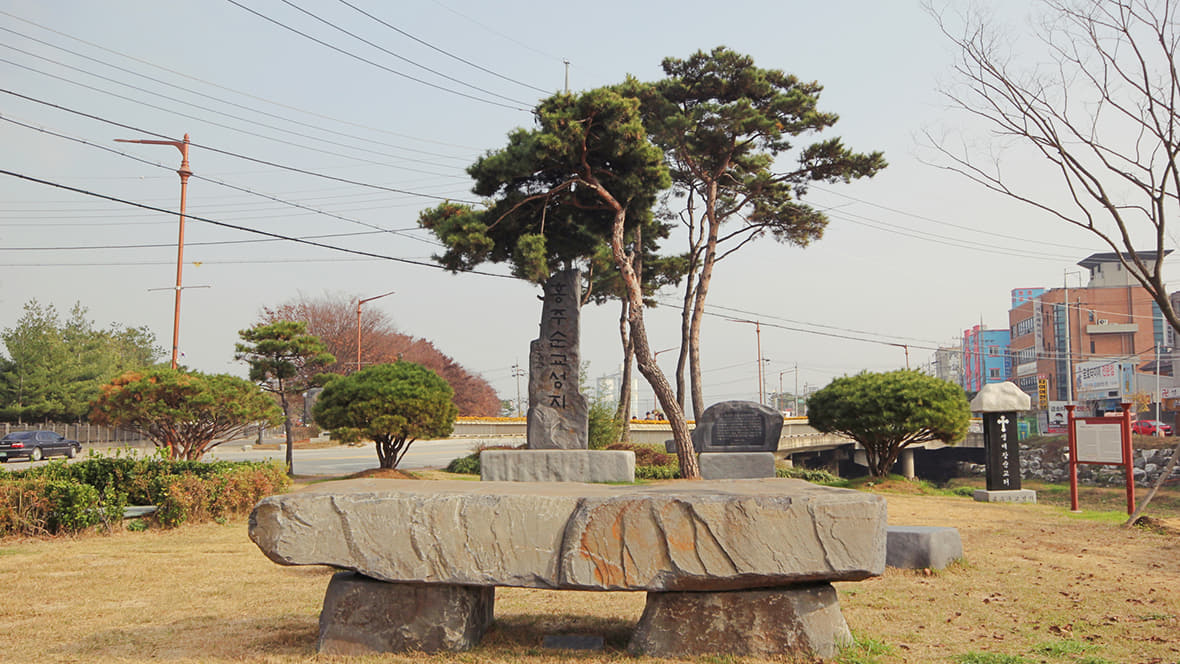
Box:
[628,584,851,659]
[479,449,635,483]
[250,478,887,591]
[541,634,604,651]
[886,526,963,570]
[699,452,776,479]
[973,489,1037,503]
[317,573,494,654]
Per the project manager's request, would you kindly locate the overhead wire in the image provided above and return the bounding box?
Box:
[223,0,531,111]
[275,0,540,106]
[0,168,514,279]
[0,52,472,178]
[0,89,483,204]
[333,0,551,95]
[0,23,478,167]
[0,113,448,247]
[0,9,484,153]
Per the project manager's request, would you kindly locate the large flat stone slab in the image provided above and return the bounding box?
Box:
[480,449,635,483]
[250,479,886,591]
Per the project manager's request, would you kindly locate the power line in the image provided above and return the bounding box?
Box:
[0,8,484,153]
[224,0,531,111]
[0,54,471,179]
[0,89,483,204]
[334,0,550,95]
[0,168,515,279]
[0,23,478,169]
[276,0,540,105]
[0,114,446,249]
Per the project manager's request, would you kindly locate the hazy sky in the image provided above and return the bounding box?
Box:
[1,1,1166,410]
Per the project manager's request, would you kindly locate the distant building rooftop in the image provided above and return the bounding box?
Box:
[1078,250,1172,269]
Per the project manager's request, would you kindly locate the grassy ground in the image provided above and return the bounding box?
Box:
[1,475,1178,663]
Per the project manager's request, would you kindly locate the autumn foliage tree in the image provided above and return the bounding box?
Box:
[89,368,282,460]
[260,294,499,416]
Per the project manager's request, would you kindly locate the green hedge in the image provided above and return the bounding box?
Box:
[0,457,290,537]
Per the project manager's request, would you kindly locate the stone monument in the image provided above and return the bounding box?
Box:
[525,268,588,449]
[969,381,1036,503]
[688,400,781,479]
[480,268,634,482]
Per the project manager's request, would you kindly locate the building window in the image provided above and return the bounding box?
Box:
[1014,318,1035,337]
[1091,340,1096,353]
[989,368,1001,378]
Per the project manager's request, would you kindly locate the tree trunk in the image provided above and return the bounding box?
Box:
[279,389,294,476]
[616,299,633,443]
[688,181,722,420]
[1125,438,1180,526]
[599,186,699,479]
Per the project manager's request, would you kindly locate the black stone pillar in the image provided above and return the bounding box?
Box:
[983,411,1021,491]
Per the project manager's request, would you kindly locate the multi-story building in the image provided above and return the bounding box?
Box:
[962,325,1011,392]
[1008,252,1173,412]
[932,344,963,386]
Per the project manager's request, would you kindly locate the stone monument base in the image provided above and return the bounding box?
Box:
[699,452,776,480]
[886,526,963,570]
[480,449,635,483]
[973,489,1037,504]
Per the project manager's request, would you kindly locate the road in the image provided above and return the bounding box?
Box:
[1,437,523,477]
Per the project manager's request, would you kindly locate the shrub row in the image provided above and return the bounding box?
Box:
[0,456,290,537]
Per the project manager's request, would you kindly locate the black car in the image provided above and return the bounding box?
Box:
[0,430,82,462]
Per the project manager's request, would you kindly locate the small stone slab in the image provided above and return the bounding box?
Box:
[541,634,605,651]
[317,573,494,654]
[973,489,1037,504]
[628,584,851,658]
[480,449,635,483]
[886,526,963,570]
[699,452,776,480]
[250,478,886,591]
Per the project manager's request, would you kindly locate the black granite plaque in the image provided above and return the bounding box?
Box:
[983,411,1022,491]
[691,401,783,453]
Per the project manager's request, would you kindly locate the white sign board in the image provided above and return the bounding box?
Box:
[1076,361,1121,392]
[1074,421,1124,464]
[1162,386,1180,400]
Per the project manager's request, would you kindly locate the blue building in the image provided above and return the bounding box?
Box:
[962,325,1012,393]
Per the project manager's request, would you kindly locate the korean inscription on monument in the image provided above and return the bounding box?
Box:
[525,269,588,449]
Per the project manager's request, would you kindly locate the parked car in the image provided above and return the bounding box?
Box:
[0,430,82,462]
[1131,420,1173,436]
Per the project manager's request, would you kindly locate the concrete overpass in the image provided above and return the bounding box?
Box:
[452,417,985,479]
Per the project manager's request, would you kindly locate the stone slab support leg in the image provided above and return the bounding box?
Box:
[628,584,851,659]
[317,572,494,655]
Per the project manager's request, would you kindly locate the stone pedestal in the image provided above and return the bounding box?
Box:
[699,452,776,479]
[886,526,963,570]
[480,449,635,483]
[973,488,1037,504]
[317,573,494,655]
[628,585,851,659]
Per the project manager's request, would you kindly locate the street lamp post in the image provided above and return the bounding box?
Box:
[356,291,396,371]
[779,364,799,415]
[115,134,191,369]
[728,319,766,404]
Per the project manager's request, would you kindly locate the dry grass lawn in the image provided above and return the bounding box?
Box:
[1,478,1178,663]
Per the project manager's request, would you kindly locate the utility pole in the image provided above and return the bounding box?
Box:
[512,363,526,416]
[115,134,191,369]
